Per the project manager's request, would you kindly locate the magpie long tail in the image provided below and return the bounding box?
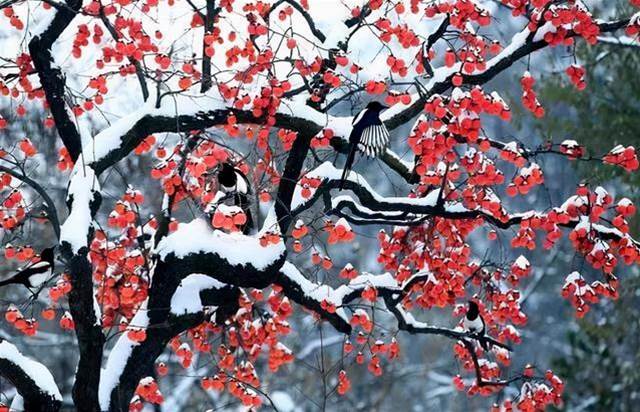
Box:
[339,145,357,190]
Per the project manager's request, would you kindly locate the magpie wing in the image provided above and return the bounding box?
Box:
[352,108,367,125]
[357,120,389,157]
[234,170,251,195]
[17,260,51,274]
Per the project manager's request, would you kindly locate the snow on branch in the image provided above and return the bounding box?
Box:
[99,306,150,410]
[60,166,101,253]
[381,17,632,132]
[388,304,510,352]
[291,161,465,217]
[290,163,640,253]
[99,263,241,411]
[28,0,84,161]
[155,218,285,274]
[170,274,231,316]
[0,339,62,411]
[278,261,513,363]
[278,261,351,333]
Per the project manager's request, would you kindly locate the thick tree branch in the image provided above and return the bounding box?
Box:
[0,339,62,411]
[104,274,240,411]
[201,0,221,93]
[28,0,83,161]
[27,2,106,410]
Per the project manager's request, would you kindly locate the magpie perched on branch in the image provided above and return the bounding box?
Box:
[339,101,390,190]
[217,162,253,233]
[0,247,55,290]
[463,300,489,351]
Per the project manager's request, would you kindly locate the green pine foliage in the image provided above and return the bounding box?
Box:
[537,11,640,409]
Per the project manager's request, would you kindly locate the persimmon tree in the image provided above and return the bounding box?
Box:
[0,0,639,411]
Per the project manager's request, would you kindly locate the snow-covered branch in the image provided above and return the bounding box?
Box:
[381,17,631,131]
[28,0,83,161]
[278,262,511,353]
[291,163,640,250]
[0,339,62,411]
[155,217,286,287]
[99,264,241,411]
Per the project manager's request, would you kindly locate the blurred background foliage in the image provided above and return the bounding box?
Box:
[534,7,640,409]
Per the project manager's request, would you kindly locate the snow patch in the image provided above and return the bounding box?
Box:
[60,166,99,253]
[0,340,62,401]
[156,219,285,270]
[171,274,228,315]
[99,306,150,410]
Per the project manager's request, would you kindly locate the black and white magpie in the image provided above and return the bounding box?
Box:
[463,300,489,351]
[0,247,55,290]
[339,101,390,190]
[217,162,253,232]
[218,162,249,195]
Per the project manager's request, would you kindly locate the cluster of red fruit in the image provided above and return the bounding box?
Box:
[337,370,351,395]
[310,128,334,148]
[425,1,491,30]
[297,175,322,199]
[277,128,298,150]
[18,138,37,157]
[565,65,586,90]
[559,140,584,159]
[385,90,413,106]
[603,145,639,172]
[258,229,281,247]
[464,152,505,187]
[520,72,545,118]
[339,263,358,280]
[57,147,74,171]
[5,305,38,336]
[134,377,163,406]
[211,205,247,232]
[2,6,25,30]
[325,218,355,244]
[534,3,601,46]
[48,276,73,304]
[90,228,151,326]
[375,18,420,49]
[506,163,544,196]
[364,80,387,95]
[310,251,333,269]
[626,12,640,36]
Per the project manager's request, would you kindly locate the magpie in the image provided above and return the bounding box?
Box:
[463,300,489,351]
[217,162,253,233]
[0,247,55,290]
[339,101,390,190]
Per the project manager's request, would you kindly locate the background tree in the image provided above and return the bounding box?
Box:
[533,4,640,409]
[0,1,638,411]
